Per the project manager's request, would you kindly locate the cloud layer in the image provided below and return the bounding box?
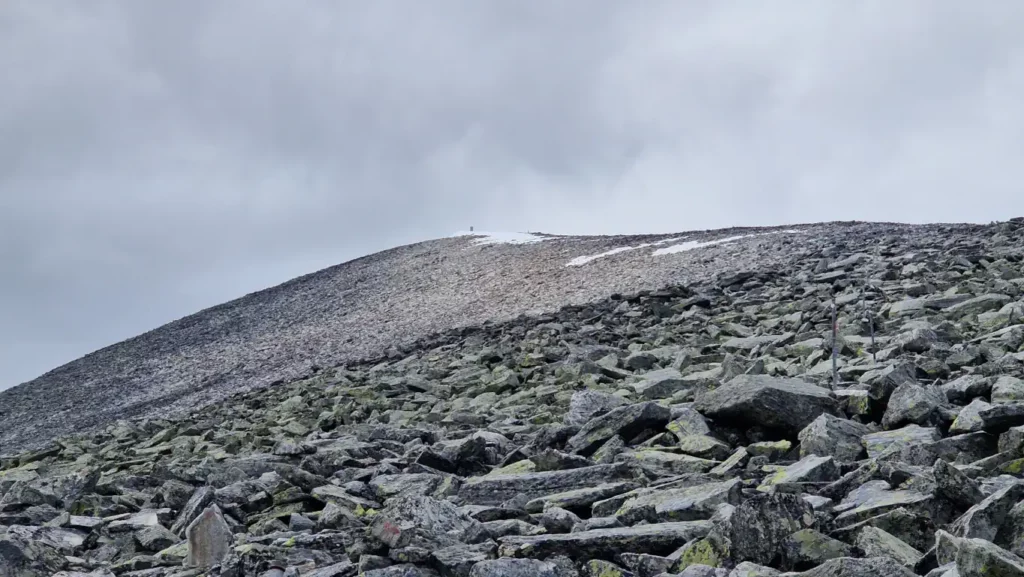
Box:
[2,0,1024,388]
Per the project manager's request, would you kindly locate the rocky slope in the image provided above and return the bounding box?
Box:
[4,221,836,451]
[3,218,1024,576]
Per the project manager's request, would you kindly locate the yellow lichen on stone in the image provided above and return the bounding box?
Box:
[676,538,725,570]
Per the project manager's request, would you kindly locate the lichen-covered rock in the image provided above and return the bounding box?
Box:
[369,495,484,550]
[881,382,950,430]
[797,414,869,462]
[710,493,815,566]
[0,531,68,577]
[758,455,840,490]
[498,521,711,560]
[956,538,1024,577]
[778,529,854,571]
[934,459,984,510]
[565,390,629,428]
[854,526,923,568]
[615,479,742,525]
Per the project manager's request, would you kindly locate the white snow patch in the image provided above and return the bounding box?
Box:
[452,231,548,245]
[652,235,751,256]
[652,229,803,256]
[566,237,683,267]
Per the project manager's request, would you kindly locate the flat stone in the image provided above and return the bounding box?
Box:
[862,425,941,458]
[458,464,629,506]
[523,481,638,514]
[614,478,742,524]
[833,480,935,525]
[759,455,840,490]
[497,521,711,560]
[614,450,718,477]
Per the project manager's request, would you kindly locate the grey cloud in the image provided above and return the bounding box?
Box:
[2,0,1024,388]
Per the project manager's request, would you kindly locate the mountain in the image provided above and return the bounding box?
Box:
[1,222,820,452]
[2,218,1024,576]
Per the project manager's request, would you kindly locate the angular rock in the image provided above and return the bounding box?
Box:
[778,529,854,571]
[934,459,984,510]
[712,493,815,566]
[523,481,638,515]
[185,504,233,567]
[565,390,629,428]
[855,526,923,567]
[430,542,496,577]
[458,464,628,506]
[171,486,215,537]
[949,481,1024,541]
[468,558,569,577]
[833,481,936,525]
[632,368,689,400]
[615,450,718,478]
[614,479,742,525]
[566,403,671,456]
[956,538,1024,577]
[941,374,993,403]
[497,521,711,560]
[797,414,869,462]
[693,375,837,435]
[992,376,1024,404]
[370,495,484,549]
[881,382,949,429]
[759,455,840,490]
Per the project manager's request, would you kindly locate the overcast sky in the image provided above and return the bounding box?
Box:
[2,1,1024,390]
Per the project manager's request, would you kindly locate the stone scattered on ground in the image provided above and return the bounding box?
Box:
[3,218,1024,576]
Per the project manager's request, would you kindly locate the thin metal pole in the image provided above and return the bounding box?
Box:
[831,294,838,388]
[869,312,876,363]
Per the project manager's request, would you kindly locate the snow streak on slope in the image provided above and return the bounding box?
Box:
[652,234,752,255]
[566,237,682,266]
[653,230,804,256]
[566,229,806,266]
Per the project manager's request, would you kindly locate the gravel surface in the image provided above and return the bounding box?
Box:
[0,221,984,452]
